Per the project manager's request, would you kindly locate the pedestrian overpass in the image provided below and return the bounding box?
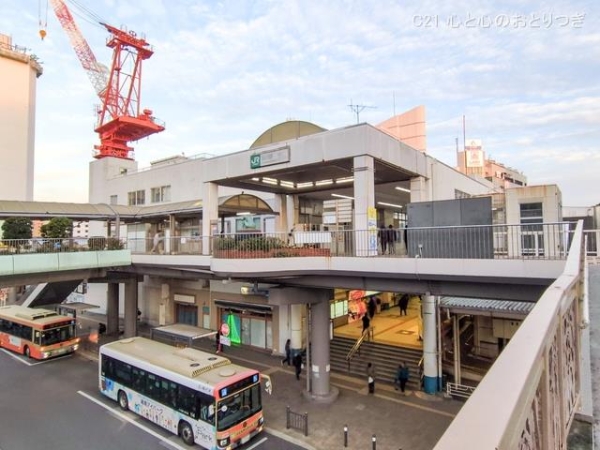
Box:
[0,223,591,449]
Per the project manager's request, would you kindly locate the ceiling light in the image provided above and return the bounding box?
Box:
[297,182,313,188]
[395,186,411,193]
[377,201,403,209]
[335,177,354,184]
[262,177,278,185]
[236,212,252,216]
[316,179,333,186]
[332,193,354,200]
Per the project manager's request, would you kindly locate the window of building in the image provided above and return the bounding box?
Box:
[151,185,171,203]
[520,202,544,256]
[454,189,471,199]
[128,190,145,206]
[109,195,118,205]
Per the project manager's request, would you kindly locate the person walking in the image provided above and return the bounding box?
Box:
[281,339,291,366]
[361,313,370,335]
[399,294,409,316]
[366,362,375,394]
[368,296,377,319]
[395,362,410,394]
[378,224,388,254]
[293,352,302,381]
[151,231,161,254]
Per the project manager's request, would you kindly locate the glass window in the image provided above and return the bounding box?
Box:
[151,185,171,203]
[128,190,145,206]
[216,385,261,431]
[39,323,75,346]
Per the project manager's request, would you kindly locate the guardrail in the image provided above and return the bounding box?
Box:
[433,220,585,449]
[286,406,308,436]
[445,382,476,399]
[0,237,123,254]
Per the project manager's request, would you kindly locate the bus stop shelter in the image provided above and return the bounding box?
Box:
[150,324,217,347]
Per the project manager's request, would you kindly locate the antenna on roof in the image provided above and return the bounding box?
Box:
[348,99,377,124]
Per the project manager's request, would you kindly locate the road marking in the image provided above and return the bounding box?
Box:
[77,391,189,450]
[245,436,268,450]
[0,348,71,366]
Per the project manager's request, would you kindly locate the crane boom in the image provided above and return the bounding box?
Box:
[48,0,108,97]
[48,0,165,160]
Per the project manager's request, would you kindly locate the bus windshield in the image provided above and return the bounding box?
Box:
[39,324,76,346]
[216,384,261,431]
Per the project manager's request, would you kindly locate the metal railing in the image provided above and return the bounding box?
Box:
[0,237,124,254]
[345,326,373,368]
[445,382,476,399]
[434,220,586,449]
[286,406,308,436]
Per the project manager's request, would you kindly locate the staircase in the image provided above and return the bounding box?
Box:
[330,336,422,390]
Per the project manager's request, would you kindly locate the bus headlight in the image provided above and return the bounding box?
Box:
[258,417,264,426]
[218,437,230,447]
[42,352,50,358]
[73,344,79,351]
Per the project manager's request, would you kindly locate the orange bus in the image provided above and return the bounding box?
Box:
[0,305,80,359]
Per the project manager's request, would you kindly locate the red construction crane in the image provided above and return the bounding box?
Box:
[45,0,165,160]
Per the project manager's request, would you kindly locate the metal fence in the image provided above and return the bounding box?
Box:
[4,223,590,261]
[286,406,308,436]
[445,382,476,399]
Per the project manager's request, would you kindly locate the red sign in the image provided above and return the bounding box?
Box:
[220,323,230,337]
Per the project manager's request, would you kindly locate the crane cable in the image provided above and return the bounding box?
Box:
[39,0,107,40]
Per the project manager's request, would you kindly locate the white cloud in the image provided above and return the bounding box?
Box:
[1,0,598,206]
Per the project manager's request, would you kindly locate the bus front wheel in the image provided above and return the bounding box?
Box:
[118,391,129,411]
[179,421,195,446]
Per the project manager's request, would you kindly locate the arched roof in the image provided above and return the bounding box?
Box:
[249,120,326,149]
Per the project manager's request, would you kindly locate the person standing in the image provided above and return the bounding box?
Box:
[361,313,371,341]
[387,224,397,254]
[151,231,161,253]
[281,339,291,366]
[366,362,375,394]
[293,352,302,381]
[378,224,388,254]
[399,294,409,316]
[395,362,410,394]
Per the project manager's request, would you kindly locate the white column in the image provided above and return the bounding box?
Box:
[202,182,219,255]
[353,155,376,256]
[422,294,439,393]
[290,304,303,353]
[410,176,430,202]
[274,194,289,236]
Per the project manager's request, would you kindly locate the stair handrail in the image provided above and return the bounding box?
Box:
[346,326,373,362]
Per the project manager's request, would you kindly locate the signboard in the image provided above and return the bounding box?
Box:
[367,206,378,253]
[250,146,290,169]
[464,139,484,168]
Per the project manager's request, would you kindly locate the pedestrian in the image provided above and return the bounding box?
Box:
[366,362,375,394]
[293,352,302,381]
[281,338,291,366]
[361,313,370,336]
[151,231,161,253]
[395,362,410,394]
[399,294,409,316]
[378,224,388,254]
[215,330,222,353]
[387,224,397,254]
[368,296,377,319]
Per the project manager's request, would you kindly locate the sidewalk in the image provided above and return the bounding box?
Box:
[77,316,463,450]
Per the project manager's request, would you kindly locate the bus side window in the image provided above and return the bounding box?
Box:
[199,394,215,425]
[161,379,177,408]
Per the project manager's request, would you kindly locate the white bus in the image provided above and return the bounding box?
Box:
[99,336,271,449]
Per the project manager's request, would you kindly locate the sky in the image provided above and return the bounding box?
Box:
[1,0,599,207]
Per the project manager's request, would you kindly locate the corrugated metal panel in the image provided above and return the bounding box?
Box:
[440,296,535,315]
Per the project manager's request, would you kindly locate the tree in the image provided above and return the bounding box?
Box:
[1,217,33,240]
[41,217,73,239]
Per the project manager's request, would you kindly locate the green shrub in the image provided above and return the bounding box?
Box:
[107,237,124,250]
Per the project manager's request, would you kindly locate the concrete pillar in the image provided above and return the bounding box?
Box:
[106,282,119,335]
[202,182,219,255]
[123,278,138,338]
[290,304,303,354]
[410,176,430,202]
[453,314,462,384]
[352,155,376,256]
[274,194,289,236]
[304,290,339,403]
[422,294,439,394]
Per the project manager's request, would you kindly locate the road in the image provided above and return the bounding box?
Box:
[0,349,306,450]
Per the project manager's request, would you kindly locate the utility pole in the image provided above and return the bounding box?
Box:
[348,100,376,124]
